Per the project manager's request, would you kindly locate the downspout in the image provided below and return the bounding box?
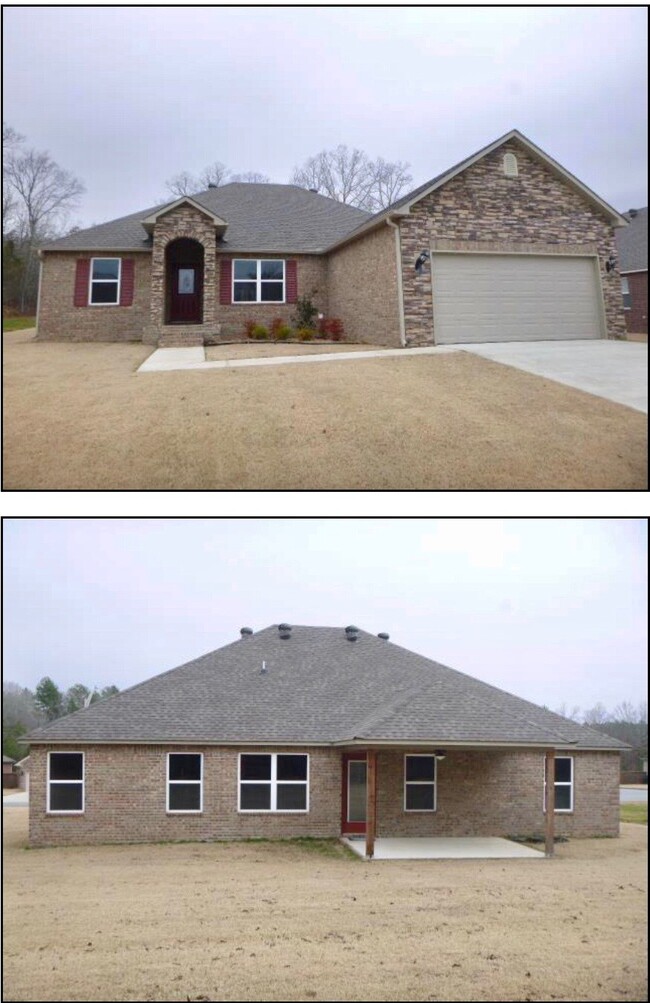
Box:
[386,216,406,347]
[35,250,44,337]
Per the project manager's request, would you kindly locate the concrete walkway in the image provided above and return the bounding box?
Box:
[342,836,543,860]
[3,790,28,807]
[137,339,647,414]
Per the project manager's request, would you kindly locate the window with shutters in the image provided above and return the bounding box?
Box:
[89,258,121,305]
[233,259,285,303]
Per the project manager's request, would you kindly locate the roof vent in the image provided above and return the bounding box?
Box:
[208,183,218,189]
[240,627,253,637]
[503,152,518,178]
[628,208,638,218]
[345,625,360,642]
[278,623,292,640]
[378,632,390,641]
[308,187,318,193]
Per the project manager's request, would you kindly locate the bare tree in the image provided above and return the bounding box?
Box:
[554,703,582,722]
[292,145,412,211]
[230,171,271,184]
[165,170,200,197]
[2,124,25,227]
[199,161,231,188]
[582,702,610,726]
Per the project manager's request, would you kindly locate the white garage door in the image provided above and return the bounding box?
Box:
[431,253,604,344]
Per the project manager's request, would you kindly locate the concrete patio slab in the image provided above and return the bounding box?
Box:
[342,836,543,860]
[461,340,648,413]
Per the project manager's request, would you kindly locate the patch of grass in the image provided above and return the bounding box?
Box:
[621,802,647,824]
[3,315,35,332]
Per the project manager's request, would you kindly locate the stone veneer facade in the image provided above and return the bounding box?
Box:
[397,140,627,346]
[29,745,619,847]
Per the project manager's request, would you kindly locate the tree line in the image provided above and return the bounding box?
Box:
[2,678,120,760]
[554,700,647,776]
[3,123,415,314]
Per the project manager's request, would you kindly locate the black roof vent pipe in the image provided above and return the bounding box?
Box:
[278,623,292,640]
[345,625,360,642]
[240,627,253,637]
[378,632,390,640]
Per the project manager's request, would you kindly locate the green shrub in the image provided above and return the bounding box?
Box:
[250,324,269,340]
[297,328,314,341]
[292,289,319,330]
[275,324,292,341]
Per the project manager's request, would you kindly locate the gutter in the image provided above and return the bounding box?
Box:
[386,217,406,347]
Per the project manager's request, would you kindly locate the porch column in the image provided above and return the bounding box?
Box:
[545,749,555,858]
[365,750,377,859]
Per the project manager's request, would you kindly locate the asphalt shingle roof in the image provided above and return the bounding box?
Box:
[26,626,625,749]
[40,184,371,254]
[616,207,648,272]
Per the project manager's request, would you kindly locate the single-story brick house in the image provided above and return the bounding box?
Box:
[616,206,647,335]
[36,129,629,348]
[26,624,626,853]
[3,755,18,789]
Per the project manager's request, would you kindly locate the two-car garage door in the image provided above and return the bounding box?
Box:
[431,253,604,344]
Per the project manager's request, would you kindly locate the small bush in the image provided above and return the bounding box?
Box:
[269,317,285,339]
[275,324,292,341]
[292,289,319,330]
[243,319,257,339]
[317,317,345,341]
[297,328,314,341]
[250,324,269,340]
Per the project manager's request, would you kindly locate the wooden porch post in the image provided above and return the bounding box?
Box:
[545,749,555,858]
[366,750,377,859]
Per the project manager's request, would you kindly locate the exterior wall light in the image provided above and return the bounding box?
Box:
[415,250,430,274]
[605,254,617,272]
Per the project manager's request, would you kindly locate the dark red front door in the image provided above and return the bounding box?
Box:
[170,264,202,323]
[341,753,367,834]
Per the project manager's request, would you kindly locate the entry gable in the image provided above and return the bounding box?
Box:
[141,196,228,235]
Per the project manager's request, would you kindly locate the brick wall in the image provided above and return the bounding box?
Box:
[327,224,402,346]
[622,271,648,334]
[37,252,151,342]
[29,745,619,847]
[398,140,627,346]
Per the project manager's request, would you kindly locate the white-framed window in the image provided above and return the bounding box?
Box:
[544,755,574,813]
[238,753,309,812]
[47,751,84,814]
[89,257,121,305]
[166,752,203,813]
[621,276,631,310]
[232,259,285,303]
[404,754,436,812]
[503,152,519,177]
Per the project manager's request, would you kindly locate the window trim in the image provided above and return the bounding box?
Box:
[238,752,309,813]
[232,259,286,304]
[88,257,121,306]
[166,752,203,814]
[621,275,631,310]
[543,755,574,814]
[404,753,437,813]
[46,750,85,815]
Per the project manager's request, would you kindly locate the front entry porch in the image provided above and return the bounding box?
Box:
[342,836,543,860]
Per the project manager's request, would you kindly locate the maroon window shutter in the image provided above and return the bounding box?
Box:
[286,260,298,304]
[73,259,91,306]
[219,258,232,304]
[119,259,135,306]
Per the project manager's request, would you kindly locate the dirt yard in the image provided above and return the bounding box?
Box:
[205,342,390,360]
[3,330,646,489]
[2,809,647,1002]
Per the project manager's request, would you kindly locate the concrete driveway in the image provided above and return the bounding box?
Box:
[461,340,647,413]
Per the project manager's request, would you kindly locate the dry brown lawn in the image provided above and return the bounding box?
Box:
[3,330,646,489]
[2,809,647,1002]
[205,342,390,360]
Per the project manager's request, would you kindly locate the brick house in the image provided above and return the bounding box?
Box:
[26,624,625,852]
[36,130,628,348]
[616,207,647,335]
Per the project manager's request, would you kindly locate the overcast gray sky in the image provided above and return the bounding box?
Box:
[3,519,647,717]
[3,7,647,229]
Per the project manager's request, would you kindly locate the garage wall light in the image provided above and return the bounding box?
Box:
[605,254,617,273]
[415,250,430,274]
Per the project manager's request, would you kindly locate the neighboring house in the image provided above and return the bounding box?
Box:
[25,624,626,850]
[616,207,648,335]
[3,755,18,789]
[36,129,628,349]
[15,755,30,792]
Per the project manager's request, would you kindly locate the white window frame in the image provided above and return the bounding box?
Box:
[404,753,437,812]
[232,259,285,304]
[47,750,85,814]
[543,755,574,813]
[166,752,203,814]
[621,275,631,310]
[88,257,121,306]
[238,752,309,813]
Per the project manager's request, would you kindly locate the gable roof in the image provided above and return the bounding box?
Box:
[40,184,370,254]
[328,128,629,251]
[140,196,228,231]
[26,625,626,750]
[3,755,16,764]
[616,207,647,272]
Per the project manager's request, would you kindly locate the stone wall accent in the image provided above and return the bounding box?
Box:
[622,271,648,334]
[36,252,151,342]
[29,744,619,847]
[398,140,627,345]
[211,253,328,341]
[327,224,402,346]
[148,204,217,343]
